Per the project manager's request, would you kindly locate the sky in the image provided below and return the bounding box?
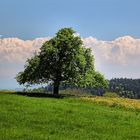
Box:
[0,0,140,89]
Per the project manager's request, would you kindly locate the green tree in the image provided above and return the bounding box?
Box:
[16,28,108,94]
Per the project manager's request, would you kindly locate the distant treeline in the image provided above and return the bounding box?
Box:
[25,78,140,99]
[108,78,140,99]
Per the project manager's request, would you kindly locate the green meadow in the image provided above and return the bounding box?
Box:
[0,92,140,140]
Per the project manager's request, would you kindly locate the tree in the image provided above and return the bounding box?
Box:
[16,28,108,95]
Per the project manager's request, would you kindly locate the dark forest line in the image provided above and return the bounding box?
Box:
[25,78,140,99]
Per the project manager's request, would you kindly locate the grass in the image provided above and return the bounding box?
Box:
[0,92,140,140]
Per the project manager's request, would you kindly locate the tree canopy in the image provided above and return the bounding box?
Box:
[16,28,108,94]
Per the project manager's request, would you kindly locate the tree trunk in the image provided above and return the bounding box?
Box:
[53,81,60,95]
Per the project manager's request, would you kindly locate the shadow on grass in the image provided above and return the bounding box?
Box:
[11,91,76,99]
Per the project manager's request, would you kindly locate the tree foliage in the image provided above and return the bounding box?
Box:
[16,28,108,94]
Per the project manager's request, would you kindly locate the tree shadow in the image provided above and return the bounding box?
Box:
[11,91,76,98]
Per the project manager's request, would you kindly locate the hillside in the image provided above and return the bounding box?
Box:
[0,92,140,140]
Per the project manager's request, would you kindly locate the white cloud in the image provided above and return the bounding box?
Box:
[0,37,50,63]
[83,36,140,65]
[0,35,140,89]
[83,36,140,78]
[2,36,139,66]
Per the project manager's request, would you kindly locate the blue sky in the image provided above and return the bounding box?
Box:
[0,0,140,40]
[0,0,140,89]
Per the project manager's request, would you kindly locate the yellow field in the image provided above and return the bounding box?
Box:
[82,96,140,110]
[0,90,16,93]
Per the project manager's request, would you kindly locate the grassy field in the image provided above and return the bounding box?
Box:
[0,92,140,140]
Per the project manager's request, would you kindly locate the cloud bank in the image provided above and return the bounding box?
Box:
[84,36,140,65]
[0,37,50,63]
[0,36,140,88]
[84,36,140,78]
